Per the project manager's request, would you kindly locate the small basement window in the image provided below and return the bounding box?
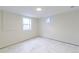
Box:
[22,17,31,31]
[46,17,51,24]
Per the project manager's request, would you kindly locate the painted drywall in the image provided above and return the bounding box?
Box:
[0,11,2,45]
[0,11,39,48]
[1,9,79,48]
[39,10,79,45]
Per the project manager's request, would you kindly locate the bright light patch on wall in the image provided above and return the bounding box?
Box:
[36,8,42,11]
[46,17,51,24]
[23,17,31,31]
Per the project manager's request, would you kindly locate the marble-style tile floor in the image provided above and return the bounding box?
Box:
[0,37,79,53]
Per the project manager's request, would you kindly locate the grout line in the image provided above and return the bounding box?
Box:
[40,36,79,47]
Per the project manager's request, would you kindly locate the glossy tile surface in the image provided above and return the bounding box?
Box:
[0,37,79,53]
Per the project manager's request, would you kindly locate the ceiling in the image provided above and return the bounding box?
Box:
[0,6,79,18]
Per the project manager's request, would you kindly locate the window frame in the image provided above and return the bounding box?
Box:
[22,17,32,31]
[46,17,51,24]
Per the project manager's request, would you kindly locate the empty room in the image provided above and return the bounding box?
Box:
[0,6,79,53]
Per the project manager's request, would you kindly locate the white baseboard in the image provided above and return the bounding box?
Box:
[40,36,79,47]
[0,36,79,49]
[0,36,38,49]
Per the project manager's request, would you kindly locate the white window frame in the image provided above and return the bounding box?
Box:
[46,17,51,24]
[22,17,31,31]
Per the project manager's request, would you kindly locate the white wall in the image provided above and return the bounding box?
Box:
[0,11,39,48]
[39,10,79,45]
[1,9,79,48]
[0,11,2,45]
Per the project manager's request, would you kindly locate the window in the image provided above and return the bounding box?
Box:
[23,17,31,31]
[46,17,51,24]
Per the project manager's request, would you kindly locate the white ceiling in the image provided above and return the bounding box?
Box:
[0,6,79,18]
